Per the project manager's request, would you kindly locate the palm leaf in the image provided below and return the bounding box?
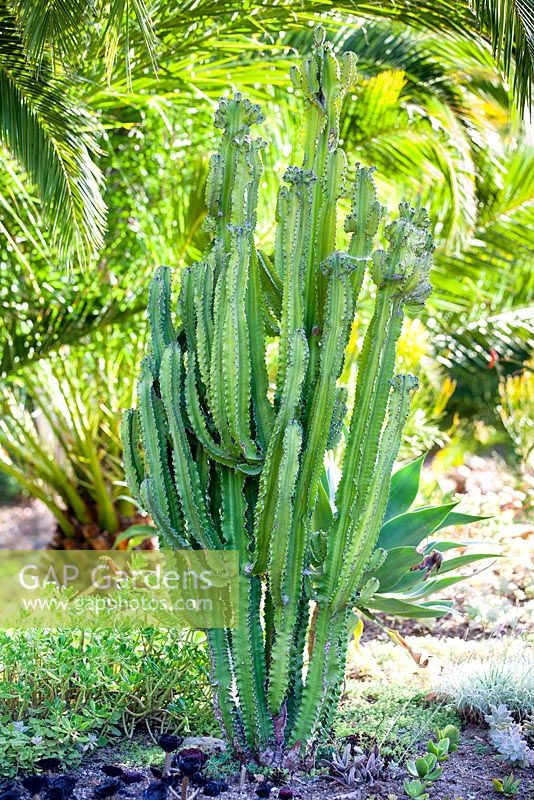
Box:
[101,0,158,80]
[7,0,91,68]
[431,144,534,312]
[7,0,157,78]
[0,138,209,375]
[427,144,534,410]
[470,0,534,112]
[0,2,106,261]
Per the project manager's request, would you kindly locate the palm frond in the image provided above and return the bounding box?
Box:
[129,0,532,110]
[431,144,534,312]
[470,0,534,112]
[101,0,158,80]
[0,2,106,261]
[7,0,157,79]
[0,126,210,375]
[7,0,91,68]
[426,143,534,411]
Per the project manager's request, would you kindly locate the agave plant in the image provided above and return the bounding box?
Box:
[124,29,491,764]
[0,331,147,548]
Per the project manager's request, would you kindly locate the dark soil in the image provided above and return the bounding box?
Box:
[34,726,533,800]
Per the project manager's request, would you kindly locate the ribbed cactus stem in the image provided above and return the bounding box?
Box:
[123,27,434,766]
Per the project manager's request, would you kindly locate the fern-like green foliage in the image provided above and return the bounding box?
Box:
[124,29,491,763]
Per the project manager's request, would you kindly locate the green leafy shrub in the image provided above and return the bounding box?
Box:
[0,629,213,775]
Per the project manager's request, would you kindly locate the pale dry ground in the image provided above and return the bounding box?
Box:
[0,498,55,549]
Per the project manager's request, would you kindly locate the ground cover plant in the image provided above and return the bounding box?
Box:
[0,630,213,775]
[124,29,492,767]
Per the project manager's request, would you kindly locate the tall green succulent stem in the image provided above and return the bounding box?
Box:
[124,28,433,767]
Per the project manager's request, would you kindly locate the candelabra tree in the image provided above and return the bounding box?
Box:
[123,28,489,765]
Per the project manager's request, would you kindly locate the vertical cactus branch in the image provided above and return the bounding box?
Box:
[124,28,433,766]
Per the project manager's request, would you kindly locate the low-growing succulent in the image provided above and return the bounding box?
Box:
[278,788,293,799]
[427,738,451,762]
[435,725,460,754]
[204,782,223,798]
[157,735,182,753]
[322,742,385,787]
[101,767,124,779]
[403,778,429,799]
[403,731,456,798]
[158,734,183,776]
[485,704,532,766]
[45,776,77,800]
[190,774,208,788]
[100,766,143,785]
[174,748,208,776]
[485,705,515,730]
[0,791,22,800]
[121,771,144,785]
[143,782,168,800]
[491,772,521,796]
[35,760,62,775]
[406,753,442,783]
[149,767,163,780]
[204,779,229,796]
[489,724,532,766]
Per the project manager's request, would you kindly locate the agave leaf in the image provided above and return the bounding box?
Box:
[385,453,426,520]
[363,545,421,592]
[377,502,458,549]
[433,552,499,573]
[401,573,481,599]
[363,596,455,618]
[387,551,496,595]
[433,510,491,532]
[423,539,478,553]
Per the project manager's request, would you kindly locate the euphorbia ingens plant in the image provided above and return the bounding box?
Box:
[124,28,489,766]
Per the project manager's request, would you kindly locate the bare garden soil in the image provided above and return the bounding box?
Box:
[64,725,534,800]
